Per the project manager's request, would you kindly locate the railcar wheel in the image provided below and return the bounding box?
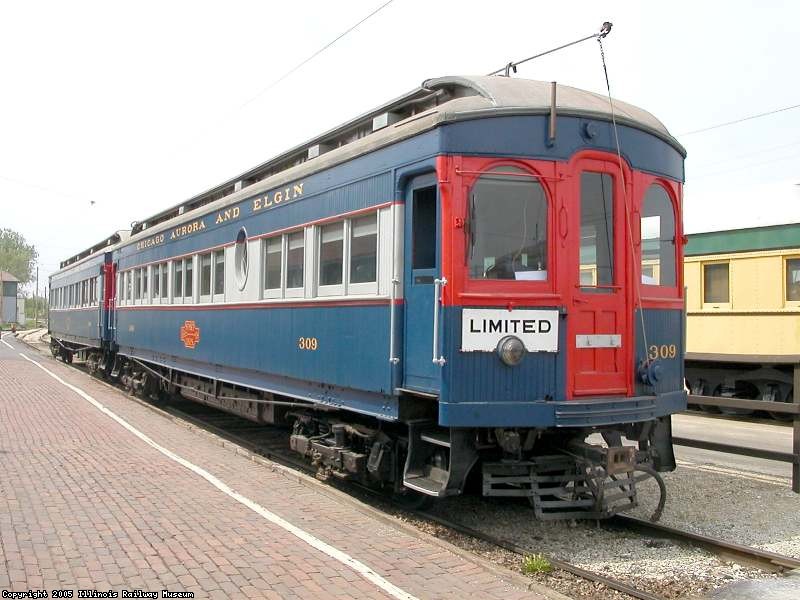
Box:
[392,489,434,511]
[714,383,755,416]
[768,386,795,422]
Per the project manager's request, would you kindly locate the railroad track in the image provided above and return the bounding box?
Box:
[135,395,800,600]
[29,342,800,600]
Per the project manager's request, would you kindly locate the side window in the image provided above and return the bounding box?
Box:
[286,231,304,296]
[161,262,169,302]
[264,237,283,297]
[641,184,676,287]
[185,257,194,302]
[412,187,436,270]
[173,260,184,303]
[469,166,548,281]
[134,270,141,303]
[153,264,161,300]
[214,250,225,299]
[786,258,800,303]
[579,172,614,289]
[703,262,729,305]
[350,214,378,285]
[319,222,344,289]
[142,267,149,303]
[200,253,212,300]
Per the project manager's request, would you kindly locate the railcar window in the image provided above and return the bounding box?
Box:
[173,261,183,301]
[214,250,225,297]
[265,237,282,291]
[234,228,248,291]
[468,166,548,280]
[153,264,161,300]
[127,272,133,304]
[350,214,378,284]
[200,253,212,297]
[134,269,141,302]
[185,258,194,301]
[641,185,676,286]
[412,187,436,270]
[287,232,304,290]
[786,258,800,302]
[320,222,344,286]
[703,263,729,304]
[161,263,168,301]
[580,172,614,289]
[142,268,149,302]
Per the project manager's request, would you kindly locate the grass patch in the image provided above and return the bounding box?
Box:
[522,553,553,574]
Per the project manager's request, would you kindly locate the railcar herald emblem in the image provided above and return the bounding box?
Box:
[180,320,201,349]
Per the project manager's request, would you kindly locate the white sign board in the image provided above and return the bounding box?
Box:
[461,308,559,352]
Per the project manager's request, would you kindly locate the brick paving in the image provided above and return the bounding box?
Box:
[0,337,550,600]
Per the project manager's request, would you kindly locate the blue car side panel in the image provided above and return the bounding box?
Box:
[49,252,107,347]
[115,304,396,415]
[634,309,686,396]
[49,308,103,347]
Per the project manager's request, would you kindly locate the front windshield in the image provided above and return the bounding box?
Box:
[468,166,548,280]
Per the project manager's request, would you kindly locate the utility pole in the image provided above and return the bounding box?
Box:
[34,266,39,326]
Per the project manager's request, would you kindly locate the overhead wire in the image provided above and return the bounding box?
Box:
[232,0,395,113]
[677,103,800,136]
[596,33,651,355]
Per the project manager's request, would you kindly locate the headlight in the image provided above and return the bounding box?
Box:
[497,335,525,366]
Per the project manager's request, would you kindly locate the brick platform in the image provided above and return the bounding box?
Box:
[0,335,556,600]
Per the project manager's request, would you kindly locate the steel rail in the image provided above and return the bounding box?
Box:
[611,514,800,573]
[409,510,665,600]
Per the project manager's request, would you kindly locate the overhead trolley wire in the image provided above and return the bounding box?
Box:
[236,0,396,112]
[677,103,800,136]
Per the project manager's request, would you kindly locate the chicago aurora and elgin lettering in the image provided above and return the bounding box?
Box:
[134,181,305,251]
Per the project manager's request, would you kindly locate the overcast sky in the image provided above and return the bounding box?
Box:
[1,0,798,289]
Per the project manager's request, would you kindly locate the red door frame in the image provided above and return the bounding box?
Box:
[567,152,634,398]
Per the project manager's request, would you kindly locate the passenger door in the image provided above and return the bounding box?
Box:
[402,175,441,392]
[570,160,630,397]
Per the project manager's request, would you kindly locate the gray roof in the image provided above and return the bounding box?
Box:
[0,271,20,283]
[124,75,684,244]
[424,76,679,145]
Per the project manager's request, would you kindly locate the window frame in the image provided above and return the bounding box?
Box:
[199,252,213,303]
[184,256,195,304]
[172,259,184,305]
[285,229,306,299]
[262,235,285,300]
[348,212,379,295]
[152,263,161,302]
[701,260,731,309]
[213,249,225,303]
[639,178,682,300]
[784,255,800,307]
[317,220,347,297]
[457,162,555,298]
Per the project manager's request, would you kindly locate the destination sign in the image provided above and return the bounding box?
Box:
[461,308,559,352]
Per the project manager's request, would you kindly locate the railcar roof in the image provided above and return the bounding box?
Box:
[685,222,800,256]
[54,230,131,275]
[126,75,685,243]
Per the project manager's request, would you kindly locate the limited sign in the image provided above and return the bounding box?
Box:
[461,309,559,352]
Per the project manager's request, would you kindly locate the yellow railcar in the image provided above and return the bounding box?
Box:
[684,223,800,418]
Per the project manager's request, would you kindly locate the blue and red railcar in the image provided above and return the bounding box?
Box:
[49,76,687,517]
